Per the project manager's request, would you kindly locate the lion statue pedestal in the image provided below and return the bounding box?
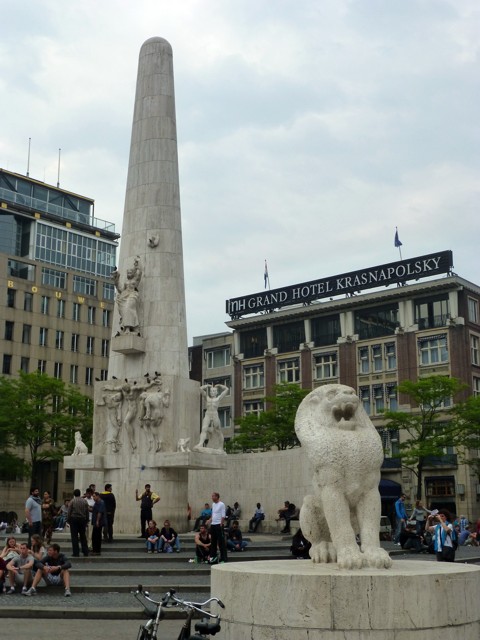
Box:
[211,385,480,637]
[211,560,480,639]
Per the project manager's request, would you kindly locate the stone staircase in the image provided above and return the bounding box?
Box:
[0,532,292,619]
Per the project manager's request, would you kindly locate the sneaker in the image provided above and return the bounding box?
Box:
[21,586,28,594]
[64,588,72,597]
[24,588,36,597]
[209,556,218,564]
[6,587,15,595]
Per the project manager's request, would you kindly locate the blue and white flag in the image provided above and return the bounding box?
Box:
[394,228,402,248]
[264,260,269,288]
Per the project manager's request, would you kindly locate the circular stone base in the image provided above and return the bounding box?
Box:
[211,559,480,639]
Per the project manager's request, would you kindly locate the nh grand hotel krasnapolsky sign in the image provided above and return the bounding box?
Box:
[226,250,454,319]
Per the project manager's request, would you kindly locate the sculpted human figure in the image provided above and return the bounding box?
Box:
[194,384,229,451]
[140,384,170,452]
[112,256,142,335]
[294,384,392,570]
[97,390,123,453]
[103,378,157,452]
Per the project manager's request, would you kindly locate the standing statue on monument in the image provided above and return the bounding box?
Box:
[112,256,142,335]
[103,378,158,452]
[193,384,229,452]
[97,389,124,453]
[140,381,171,452]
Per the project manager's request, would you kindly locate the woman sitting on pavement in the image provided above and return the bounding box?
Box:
[194,525,212,563]
[145,520,161,553]
[30,534,46,560]
[159,520,180,552]
[1,536,21,561]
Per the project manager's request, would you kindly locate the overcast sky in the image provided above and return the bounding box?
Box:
[1,1,478,342]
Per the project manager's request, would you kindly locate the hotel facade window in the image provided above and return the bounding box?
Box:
[239,328,267,358]
[86,336,94,355]
[87,306,96,325]
[39,327,48,347]
[72,302,81,322]
[42,267,66,289]
[22,324,31,345]
[102,308,111,328]
[218,407,231,428]
[41,295,50,315]
[70,365,79,384]
[418,334,448,366]
[57,298,65,318]
[24,292,33,312]
[53,362,63,379]
[313,352,337,380]
[3,354,12,375]
[37,360,47,373]
[244,401,264,416]
[359,347,370,374]
[372,344,383,372]
[468,297,479,324]
[277,358,300,383]
[73,275,96,297]
[204,376,231,394]
[100,369,108,381]
[7,289,15,308]
[354,304,398,339]
[243,364,264,389]
[415,294,449,330]
[471,334,479,366]
[311,315,341,347]
[71,333,79,353]
[85,367,94,386]
[473,377,480,397]
[20,357,29,373]
[273,321,305,354]
[373,385,385,414]
[206,347,231,369]
[55,330,64,350]
[4,321,14,341]
[101,339,109,358]
[385,342,396,370]
[387,383,398,411]
[359,386,371,414]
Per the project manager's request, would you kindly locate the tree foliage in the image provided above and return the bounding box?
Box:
[451,394,480,479]
[0,371,93,486]
[384,376,467,499]
[226,383,310,453]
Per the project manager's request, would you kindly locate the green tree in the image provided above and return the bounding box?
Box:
[226,383,310,453]
[451,394,480,480]
[384,376,466,500]
[0,371,93,486]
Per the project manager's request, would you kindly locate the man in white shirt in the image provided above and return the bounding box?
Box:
[208,492,227,563]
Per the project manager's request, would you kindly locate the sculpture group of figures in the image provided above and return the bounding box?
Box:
[97,375,170,454]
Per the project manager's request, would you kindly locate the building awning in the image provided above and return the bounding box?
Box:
[379,478,402,500]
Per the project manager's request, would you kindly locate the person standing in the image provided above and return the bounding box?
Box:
[91,492,107,556]
[41,491,57,545]
[25,487,42,548]
[411,500,431,535]
[208,492,227,564]
[393,494,408,545]
[100,484,116,542]
[67,489,89,557]
[83,487,95,548]
[135,484,160,538]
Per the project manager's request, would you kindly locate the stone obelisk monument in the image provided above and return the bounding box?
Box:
[65,37,225,533]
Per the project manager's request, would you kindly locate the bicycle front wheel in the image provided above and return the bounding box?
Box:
[137,625,155,640]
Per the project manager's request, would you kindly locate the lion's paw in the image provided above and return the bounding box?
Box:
[310,541,336,564]
[336,546,365,570]
[361,546,392,569]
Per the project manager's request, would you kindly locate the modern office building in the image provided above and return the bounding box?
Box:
[191,250,480,520]
[0,168,119,505]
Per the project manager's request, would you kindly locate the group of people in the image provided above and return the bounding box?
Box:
[393,494,480,562]
[25,483,117,561]
[0,535,72,597]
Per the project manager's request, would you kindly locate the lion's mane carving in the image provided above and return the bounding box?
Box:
[295,384,392,569]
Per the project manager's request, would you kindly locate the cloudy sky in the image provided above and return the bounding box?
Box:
[1,1,478,341]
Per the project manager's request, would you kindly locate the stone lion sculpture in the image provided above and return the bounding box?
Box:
[295,384,392,570]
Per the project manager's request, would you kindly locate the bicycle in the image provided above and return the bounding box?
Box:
[133,585,225,640]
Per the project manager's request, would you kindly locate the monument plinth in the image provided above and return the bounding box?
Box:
[212,560,480,639]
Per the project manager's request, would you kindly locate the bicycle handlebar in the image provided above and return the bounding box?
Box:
[134,586,224,617]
